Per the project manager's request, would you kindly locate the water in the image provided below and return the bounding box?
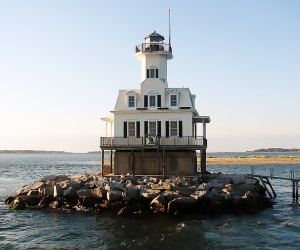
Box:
[1,153,300,249]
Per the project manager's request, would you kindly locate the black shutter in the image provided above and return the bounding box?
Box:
[147,69,149,78]
[123,122,127,138]
[144,95,148,107]
[179,121,183,137]
[156,69,158,78]
[157,121,161,137]
[144,121,148,135]
[136,121,140,138]
[166,121,169,138]
[157,95,161,108]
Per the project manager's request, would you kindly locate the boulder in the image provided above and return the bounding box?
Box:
[16,184,32,195]
[48,200,60,209]
[41,175,57,182]
[84,181,96,189]
[77,188,102,199]
[227,175,246,185]
[63,187,78,199]
[107,190,122,202]
[151,182,172,190]
[162,190,182,201]
[38,195,54,207]
[190,190,208,200]
[150,194,166,213]
[40,187,54,197]
[175,186,197,197]
[167,197,198,215]
[122,188,140,201]
[140,189,161,199]
[31,181,45,190]
[104,182,125,191]
[59,180,69,189]
[27,190,39,196]
[244,178,259,185]
[53,184,64,197]
[4,195,17,205]
[10,195,41,209]
[208,178,231,189]
[68,180,82,189]
[197,183,209,191]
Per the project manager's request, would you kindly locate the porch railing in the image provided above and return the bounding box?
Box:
[100,136,206,147]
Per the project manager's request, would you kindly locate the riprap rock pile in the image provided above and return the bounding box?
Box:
[4,173,272,215]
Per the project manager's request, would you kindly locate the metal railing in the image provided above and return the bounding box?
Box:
[100,136,206,147]
[135,43,172,53]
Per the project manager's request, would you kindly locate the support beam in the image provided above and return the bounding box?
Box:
[101,149,104,177]
[163,150,166,179]
[110,150,113,174]
[131,151,135,176]
[200,149,206,174]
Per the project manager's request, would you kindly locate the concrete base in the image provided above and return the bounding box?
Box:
[114,150,197,176]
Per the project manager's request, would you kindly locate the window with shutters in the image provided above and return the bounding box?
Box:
[170,121,178,136]
[128,122,136,137]
[149,95,156,107]
[147,67,158,78]
[149,121,156,135]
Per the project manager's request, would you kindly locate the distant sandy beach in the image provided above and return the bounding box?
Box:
[206,156,300,165]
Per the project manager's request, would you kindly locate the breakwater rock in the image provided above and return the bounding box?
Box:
[4,173,272,215]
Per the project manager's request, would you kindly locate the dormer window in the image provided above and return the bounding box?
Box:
[128,96,135,108]
[170,94,177,107]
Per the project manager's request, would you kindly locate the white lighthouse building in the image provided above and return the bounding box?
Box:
[100,31,210,176]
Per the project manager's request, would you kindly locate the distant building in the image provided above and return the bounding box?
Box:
[100,31,210,176]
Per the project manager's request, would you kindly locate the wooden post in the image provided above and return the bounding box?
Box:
[110,150,113,174]
[200,149,206,174]
[101,149,104,177]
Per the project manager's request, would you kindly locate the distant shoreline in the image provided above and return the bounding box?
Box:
[206,155,300,165]
[0,150,100,154]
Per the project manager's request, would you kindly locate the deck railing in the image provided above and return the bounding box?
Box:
[135,43,172,53]
[100,136,206,147]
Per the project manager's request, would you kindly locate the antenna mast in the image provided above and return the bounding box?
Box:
[169,9,171,45]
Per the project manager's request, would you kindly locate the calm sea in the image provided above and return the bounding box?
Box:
[1,152,300,249]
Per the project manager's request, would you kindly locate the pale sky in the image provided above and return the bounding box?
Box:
[0,1,299,152]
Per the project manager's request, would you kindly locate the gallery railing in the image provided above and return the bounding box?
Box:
[135,43,172,53]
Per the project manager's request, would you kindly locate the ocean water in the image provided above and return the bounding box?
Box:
[1,153,300,249]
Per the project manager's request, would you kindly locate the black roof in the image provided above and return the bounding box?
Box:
[144,30,165,40]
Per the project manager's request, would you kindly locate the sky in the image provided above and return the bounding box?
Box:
[0,0,299,153]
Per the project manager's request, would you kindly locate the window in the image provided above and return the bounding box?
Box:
[149,95,156,107]
[128,122,136,137]
[149,121,156,135]
[170,95,177,107]
[170,121,178,136]
[128,96,135,108]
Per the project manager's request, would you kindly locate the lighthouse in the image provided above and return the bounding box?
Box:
[100,31,210,176]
